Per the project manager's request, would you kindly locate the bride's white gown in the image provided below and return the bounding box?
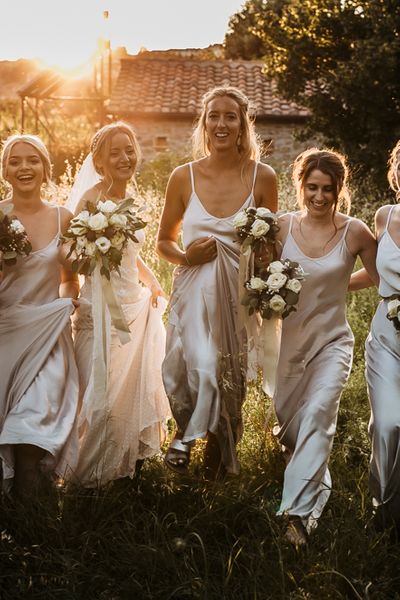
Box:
[72,230,171,486]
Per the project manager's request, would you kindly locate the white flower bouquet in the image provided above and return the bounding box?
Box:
[232,206,280,253]
[242,259,306,319]
[62,198,146,279]
[386,295,400,331]
[0,204,32,269]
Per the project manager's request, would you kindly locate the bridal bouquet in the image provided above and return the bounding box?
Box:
[386,296,400,331]
[233,206,280,253]
[242,259,306,320]
[0,204,32,269]
[62,198,146,279]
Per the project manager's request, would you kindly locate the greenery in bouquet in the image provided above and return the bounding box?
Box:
[242,259,306,319]
[62,198,147,279]
[386,295,400,331]
[0,204,32,269]
[232,206,280,253]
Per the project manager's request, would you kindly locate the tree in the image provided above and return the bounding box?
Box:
[225,0,400,188]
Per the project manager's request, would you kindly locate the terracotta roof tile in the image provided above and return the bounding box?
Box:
[109,57,309,119]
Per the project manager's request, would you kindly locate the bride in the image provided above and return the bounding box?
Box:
[67,122,171,487]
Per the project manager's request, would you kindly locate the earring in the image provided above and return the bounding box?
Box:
[237,133,242,147]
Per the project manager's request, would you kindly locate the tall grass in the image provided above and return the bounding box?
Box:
[1,171,399,600]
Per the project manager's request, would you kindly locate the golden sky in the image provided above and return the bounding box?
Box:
[1,0,245,71]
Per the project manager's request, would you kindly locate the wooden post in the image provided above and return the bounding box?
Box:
[21,97,25,132]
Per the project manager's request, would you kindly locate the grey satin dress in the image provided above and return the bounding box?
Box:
[366,205,400,524]
[162,162,257,474]
[0,206,79,484]
[274,213,356,528]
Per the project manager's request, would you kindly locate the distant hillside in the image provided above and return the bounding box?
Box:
[0,59,42,99]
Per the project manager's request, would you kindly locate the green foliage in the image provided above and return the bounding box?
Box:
[225,0,268,60]
[225,0,400,190]
[137,150,191,194]
[0,99,98,180]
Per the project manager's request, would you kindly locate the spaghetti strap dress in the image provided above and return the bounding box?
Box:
[162,161,258,474]
[274,213,356,528]
[365,205,400,524]
[0,205,79,484]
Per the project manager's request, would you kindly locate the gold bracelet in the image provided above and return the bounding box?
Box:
[185,252,191,266]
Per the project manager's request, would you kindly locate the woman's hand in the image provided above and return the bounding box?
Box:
[150,280,167,308]
[186,237,217,266]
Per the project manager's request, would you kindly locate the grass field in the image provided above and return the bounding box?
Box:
[1,184,399,600]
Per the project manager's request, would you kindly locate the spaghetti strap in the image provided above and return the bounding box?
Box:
[288,213,295,235]
[188,163,195,195]
[385,205,396,232]
[251,161,258,194]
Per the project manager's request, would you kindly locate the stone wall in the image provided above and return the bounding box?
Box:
[127,116,312,175]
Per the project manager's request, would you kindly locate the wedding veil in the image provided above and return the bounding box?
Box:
[65,153,101,214]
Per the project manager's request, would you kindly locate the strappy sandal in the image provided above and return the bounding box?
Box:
[164,438,192,474]
[284,516,308,548]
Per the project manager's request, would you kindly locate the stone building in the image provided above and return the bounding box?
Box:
[108,50,310,173]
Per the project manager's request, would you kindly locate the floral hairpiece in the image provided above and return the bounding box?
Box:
[91,132,102,154]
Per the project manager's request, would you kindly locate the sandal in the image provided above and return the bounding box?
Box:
[284,516,308,548]
[164,438,192,474]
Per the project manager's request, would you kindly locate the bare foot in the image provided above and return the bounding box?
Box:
[285,516,308,548]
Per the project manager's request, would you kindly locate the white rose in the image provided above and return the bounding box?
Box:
[10,219,25,234]
[75,236,86,253]
[111,232,125,250]
[268,260,285,273]
[387,299,400,318]
[76,210,90,225]
[70,224,87,236]
[85,241,97,257]
[267,272,287,291]
[269,294,286,312]
[251,219,270,238]
[109,213,128,228]
[286,278,302,293]
[88,212,108,231]
[95,236,111,254]
[232,210,249,228]
[255,207,272,218]
[249,276,268,291]
[97,200,118,214]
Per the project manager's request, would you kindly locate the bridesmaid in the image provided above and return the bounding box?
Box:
[157,86,278,478]
[69,122,171,487]
[0,134,79,497]
[274,148,378,546]
[362,140,400,530]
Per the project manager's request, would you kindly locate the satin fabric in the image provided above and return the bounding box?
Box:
[274,214,355,528]
[365,206,400,523]
[0,206,79,482]
[72,229,171,486]
[162,162,258,474]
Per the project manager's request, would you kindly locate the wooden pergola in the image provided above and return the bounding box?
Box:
[18,70,107,138]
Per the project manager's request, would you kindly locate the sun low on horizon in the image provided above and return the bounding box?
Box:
[1,0,244,75]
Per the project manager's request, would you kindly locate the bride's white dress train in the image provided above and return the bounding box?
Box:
[72,231,171,486]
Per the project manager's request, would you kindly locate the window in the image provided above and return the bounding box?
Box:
[154,136,168,151]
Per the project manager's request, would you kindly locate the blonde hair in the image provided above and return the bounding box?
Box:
[90,121,141,178]
[387,139,400,197]
[293,147,351,215]
[192,86,261,166]
[1,133,52,184]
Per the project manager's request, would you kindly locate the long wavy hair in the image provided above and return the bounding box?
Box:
[192,86,261,172]
[1,133,52,185]
[387,139,400,199]
[293,147,351,215]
